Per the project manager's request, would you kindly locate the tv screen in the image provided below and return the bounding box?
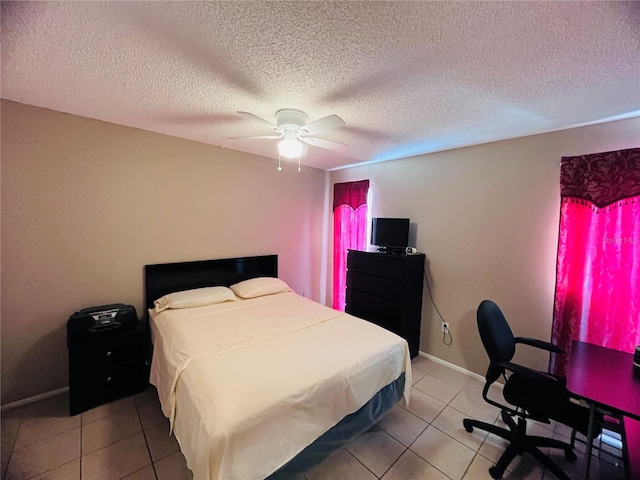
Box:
[371,218,410,249]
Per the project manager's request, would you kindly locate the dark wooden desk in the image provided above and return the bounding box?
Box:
[566,341,640,479]
[624,418,640,480]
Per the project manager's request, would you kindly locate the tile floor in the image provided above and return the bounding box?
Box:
[1,356,626,480]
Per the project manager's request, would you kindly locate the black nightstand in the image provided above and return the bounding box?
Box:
[67,324,146,416]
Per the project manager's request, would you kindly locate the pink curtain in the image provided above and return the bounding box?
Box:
[550,148,640,376]
[333,180,369,311]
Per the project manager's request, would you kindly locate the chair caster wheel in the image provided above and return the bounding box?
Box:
[501,410,511,424]
[462,420,473,433]
[564,449,577,461]
[489,466,503,479]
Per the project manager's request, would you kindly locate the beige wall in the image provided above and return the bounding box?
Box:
[330,117,640,377]
[2,98,638,405]
[1,100,328,405]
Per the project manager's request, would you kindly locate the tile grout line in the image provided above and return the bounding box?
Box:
[377,445,408,479]
[405,431,456,480]
[79,408,149,479]
[409,375,484,479]
[136,398,160,480]
[2,407,25,480]
[461,452,481,480]
[350,401,429,478]
[385,379,463,479]
[343,447,381,479]
[403,400,461,480]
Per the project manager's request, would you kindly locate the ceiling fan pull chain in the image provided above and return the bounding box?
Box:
[277,154,282,172]
[298,154,301,172]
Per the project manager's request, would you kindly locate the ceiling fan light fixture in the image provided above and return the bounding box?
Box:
[229,110,347,168]
[278,137,303,158]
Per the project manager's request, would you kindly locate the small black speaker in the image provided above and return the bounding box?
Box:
[634,345,640,374]
[67,304,137,344]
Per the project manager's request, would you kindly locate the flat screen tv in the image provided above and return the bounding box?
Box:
[371,218,410,253]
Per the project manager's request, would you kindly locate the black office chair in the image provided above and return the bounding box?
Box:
[463,300,597,480]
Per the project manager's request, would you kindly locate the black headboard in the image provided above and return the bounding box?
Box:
[144,255,278,312]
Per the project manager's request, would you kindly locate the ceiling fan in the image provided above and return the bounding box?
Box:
[228,109,349,161]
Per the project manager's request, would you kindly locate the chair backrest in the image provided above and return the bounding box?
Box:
[477,300,516,383]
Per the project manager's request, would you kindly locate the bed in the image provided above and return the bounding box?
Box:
[144,255,412,480]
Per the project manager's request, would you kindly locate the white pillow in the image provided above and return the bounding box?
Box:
[230,277,292,299]
[154,286,236,313]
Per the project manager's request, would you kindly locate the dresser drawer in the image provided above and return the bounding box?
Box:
[69,361,146,415]
[347,306,402,337]
[77,361,144,395]
[347,252,407,280]
[346,289,401,319]
[347,271,403,300]
[69,333,143,373]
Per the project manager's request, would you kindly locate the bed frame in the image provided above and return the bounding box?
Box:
[144,254,278,312]
[143,254,404,478]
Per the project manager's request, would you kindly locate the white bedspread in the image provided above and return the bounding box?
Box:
[149,292,411,480]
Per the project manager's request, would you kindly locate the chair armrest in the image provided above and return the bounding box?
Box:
[515,337,565,354]
[492,360,560,383]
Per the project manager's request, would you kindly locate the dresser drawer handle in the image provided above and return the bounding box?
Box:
[106,376,112,382]
[106,351,112,357]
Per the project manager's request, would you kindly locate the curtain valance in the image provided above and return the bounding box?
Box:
[560,147,640,209]
[333,180,370,211]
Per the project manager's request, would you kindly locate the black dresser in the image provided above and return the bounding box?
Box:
[67,325,146,415]
[345,250,425,358]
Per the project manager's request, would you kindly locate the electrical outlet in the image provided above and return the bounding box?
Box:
[441,322,450,333]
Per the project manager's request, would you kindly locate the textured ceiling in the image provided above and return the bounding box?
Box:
[2,1,639,171]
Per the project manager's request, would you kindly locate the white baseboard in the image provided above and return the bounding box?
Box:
[1,387,69,412]
[418,350,488,384]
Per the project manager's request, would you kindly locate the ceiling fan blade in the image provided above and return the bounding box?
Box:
[301,114,345,136]
[227,134,282,140]
[300,136,349,152]
[237,111,278,130]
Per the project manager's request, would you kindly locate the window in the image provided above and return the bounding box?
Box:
[332,180,369,311]
[550,148,640,375]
